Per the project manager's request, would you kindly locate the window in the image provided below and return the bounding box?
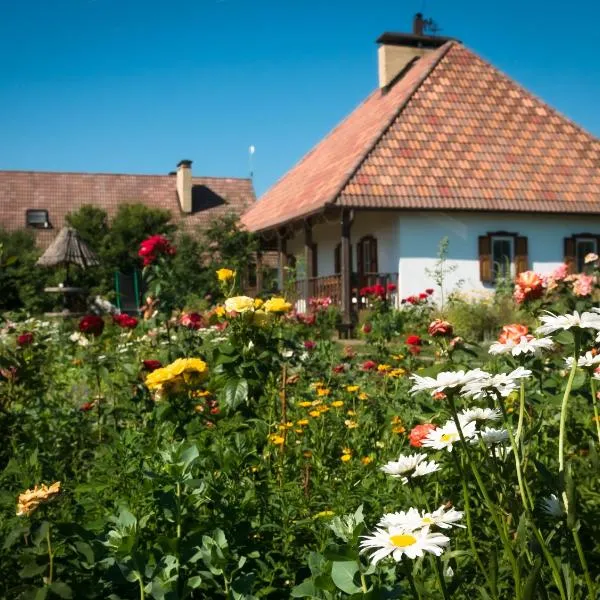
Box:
[491,236,514,280]
[357,235,378,276]
[478,232,527,284]
[26,209,50,229]
[564,234,600,273]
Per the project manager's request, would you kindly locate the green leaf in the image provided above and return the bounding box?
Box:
[187,575,202,589]
[19,562,49,578]
[223,378,249,409]
[180,444,199,472]
[330,561,362,595]
[523,557,542,600]
[50,582,74,599]
[290,579,319,598]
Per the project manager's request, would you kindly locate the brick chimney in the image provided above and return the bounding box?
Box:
[376,15,455,89]
[176,160,192,213]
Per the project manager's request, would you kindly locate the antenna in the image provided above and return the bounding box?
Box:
[248,145,255,179]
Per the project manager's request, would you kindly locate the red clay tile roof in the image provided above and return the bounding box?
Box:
[242,41,600,232]
[0,170,255,247]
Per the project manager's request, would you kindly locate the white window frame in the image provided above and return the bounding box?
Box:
[491,235,515,280]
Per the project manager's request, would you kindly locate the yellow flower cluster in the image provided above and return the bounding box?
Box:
[391,415,406,434]
[263,297,292,313]
[341,447,352,462]
[16,482,61,517]
[225,296,255,313]
[346,385,360,393]
[268,433,285,446]
[386,368,406,378]
[216,268,236,282]
[145,358,208,391]
[223,295,292,316]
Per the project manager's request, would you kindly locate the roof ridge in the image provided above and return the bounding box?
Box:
[327,40,456,208]
[0,169,253,182]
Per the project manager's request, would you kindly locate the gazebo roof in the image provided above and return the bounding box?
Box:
[36,227,100,268]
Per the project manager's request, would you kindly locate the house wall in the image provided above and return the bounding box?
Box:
[396,212,600,299]
[284,210,600,301]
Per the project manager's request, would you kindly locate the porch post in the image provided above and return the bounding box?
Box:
[277,230,288,292]
[303,220,313,301]
[340,209,353,329]
[255,249,263,295]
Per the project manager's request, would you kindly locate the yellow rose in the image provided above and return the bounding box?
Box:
[254,298,264,308]
[216,268,236,282]
[224,296,255,314]
[145,358,208,390]
[263,297,292,313]
[214,306,226,317]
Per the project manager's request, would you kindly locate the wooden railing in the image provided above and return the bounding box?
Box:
[294,275,342,306]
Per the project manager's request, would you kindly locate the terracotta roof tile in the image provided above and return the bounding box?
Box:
[243,41,600,231]
[0,170,255,247]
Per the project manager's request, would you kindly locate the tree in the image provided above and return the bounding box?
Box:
[64,205,109,255]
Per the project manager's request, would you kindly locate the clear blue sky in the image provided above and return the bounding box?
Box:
[1,0,599,197]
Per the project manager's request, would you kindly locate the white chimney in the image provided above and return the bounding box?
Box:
[376,16,453,89]
[176,159,193,213]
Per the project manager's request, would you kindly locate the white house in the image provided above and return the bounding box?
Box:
[242,16,600,328]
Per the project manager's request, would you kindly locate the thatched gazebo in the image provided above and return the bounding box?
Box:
[37,227,99,314]
[37,227,99,271]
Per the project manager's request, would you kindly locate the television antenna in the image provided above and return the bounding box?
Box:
[248,145,255,179]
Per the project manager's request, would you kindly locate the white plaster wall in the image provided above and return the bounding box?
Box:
[396,212,600,299]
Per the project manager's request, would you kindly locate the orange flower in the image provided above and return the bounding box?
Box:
[498,323,529,344]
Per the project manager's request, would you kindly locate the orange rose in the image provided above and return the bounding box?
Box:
[498,323,529,344]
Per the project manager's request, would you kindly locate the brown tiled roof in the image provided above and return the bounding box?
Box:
[0,170,255,246]
[242,41,600,232]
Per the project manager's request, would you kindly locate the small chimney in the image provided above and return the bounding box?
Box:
[176,160,192,213]
[376,15,454,89]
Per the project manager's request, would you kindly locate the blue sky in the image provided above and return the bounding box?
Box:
[1,0,599,197]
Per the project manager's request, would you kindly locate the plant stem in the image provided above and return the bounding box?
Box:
[448,394,521,598]
[515,380,526,445]
[572,526,595,600]
[559,339,579,511]
[135,572,145,600]
[359,566,368,594]
[404,564,422,600]
[46,527,53,586]
[590,376,600,447]
[451,450,495,598]
[432,556,450,600]
[176,481,182,540]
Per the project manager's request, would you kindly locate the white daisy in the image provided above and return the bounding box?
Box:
[420,505,465,530]
[422,419,477,452]
[536,311,600,336]
[565,351,600,368]
[377,508,423,531]
[360,526,450,564]
[380,453,439,484]
[458,407,501,425]
[475,427,509,446]
[410,369,489,395]
[489,336,553,356]
[461,367,531,399]
[541,494,563,518]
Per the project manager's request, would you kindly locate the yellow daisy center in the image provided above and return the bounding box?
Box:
[389,534,417,548]
[441,432,458,443]
[422,517,434,525]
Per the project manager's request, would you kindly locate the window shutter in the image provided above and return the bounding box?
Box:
[514,236,528,274]
[478,235,492,283]
[370,237,379,273]
[357,239,364,276]
[564,237,575,274]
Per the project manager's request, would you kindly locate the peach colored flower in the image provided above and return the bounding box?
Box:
[573,274,595,297]
[498,324,529,344]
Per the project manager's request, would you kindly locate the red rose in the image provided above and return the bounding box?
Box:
[79,401,94,412]
[304,340,316,350]
[143,359,162,372]
[406,335,422,346]
[387,283,397,292]
[362,322,372,334]
[418,293,428,300]
[428,319,453,337]
[298,313,316,326]
[425,288,434,295]
[79,315,105,336]
[17,332,34,347]
[180,312,203,330]
[409,423,437,447]
[113,314,138,329]
[406,296,418,305]
[362,360,377,371]
[138,235,176,266]
[333,364,345,373]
